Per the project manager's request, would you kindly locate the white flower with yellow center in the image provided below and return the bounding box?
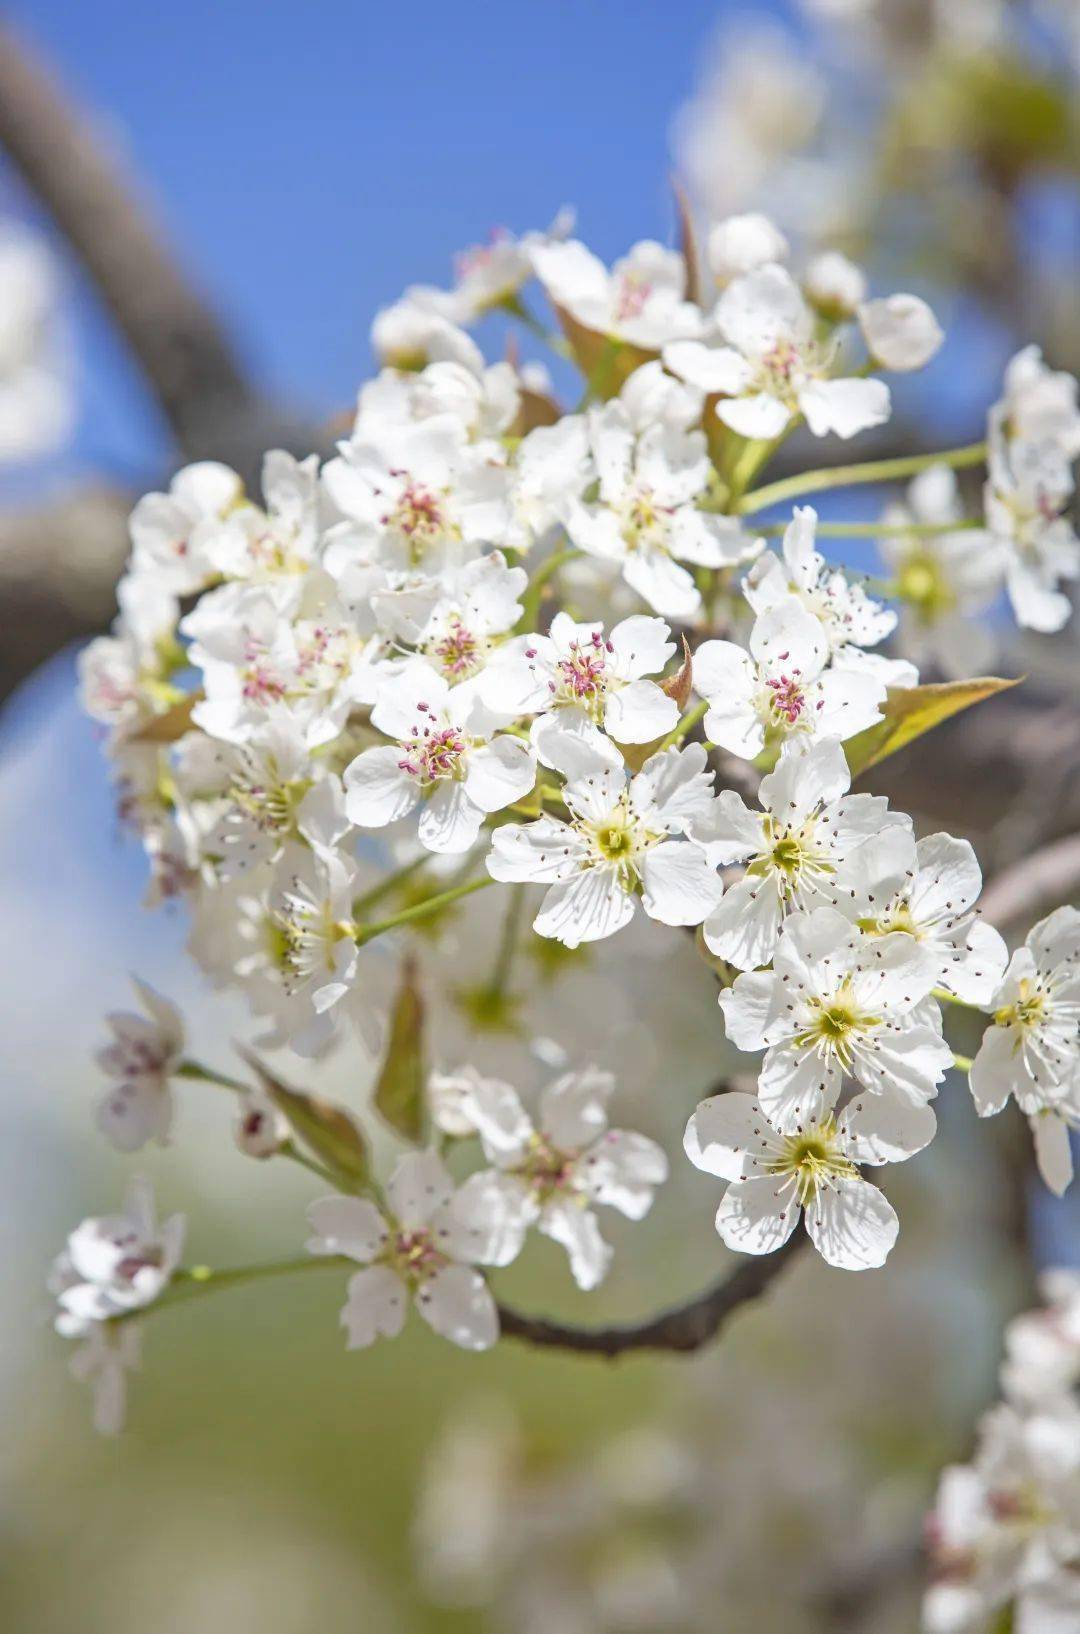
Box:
[970,906,1080,1195]
[684,1088,935,1269]
[689,736,910,970]
[306,1150,516,1351]
[719,906,950,1132]
[487,743,722,948]
[693,596,886,760]
[563,374,755,621]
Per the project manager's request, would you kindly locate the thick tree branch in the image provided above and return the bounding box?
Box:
[0,25,323,482]
[496,1234,803,1357]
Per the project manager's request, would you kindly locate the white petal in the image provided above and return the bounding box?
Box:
[307,1196,387,1263]
[715,1174,800,1255]
[417,1264,499,1350]
[1031,1112,1074,1197]
[343,746,419,828]
[464,736,536,813]
[663,340,753,395]
[969,1025,1019,1116]
[688,789,763,866]
[533,868,636,947]
[463,1073,535,1164]
[718,969,775,1051]
[797,376,891,439]
[684,1093,774,1181]
[703,875,784,970]
[95,1080,173,1153]
[387,1149,454,1229]
[641,840,723,926]
[539,1197,613,1290]
[604,679,677,744]
[606,613,675,679]
[539,1065,613,1150]
[622,547,700,620]
[418,781,484,853]
[838,1093,937,1164]
[805,1177,898,1269]
[487,816,584,884]
[858,295,943,372]
[433,1171,534,1267]
[576,1129,667,1219]
[852,1025,952,1107]
[716,391,791,439]
[340,1266,407,1347]
[758,1044,839,1133]
[759,735,850,818]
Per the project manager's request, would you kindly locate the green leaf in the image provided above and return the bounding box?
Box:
[844,676,1021,778]
[239,1049,370,1187]
[373,958,426,1143]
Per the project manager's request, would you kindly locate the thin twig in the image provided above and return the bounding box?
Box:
[496,1234,804,1358]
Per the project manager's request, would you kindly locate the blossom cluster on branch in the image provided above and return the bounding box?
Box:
[54,204,1080,1431]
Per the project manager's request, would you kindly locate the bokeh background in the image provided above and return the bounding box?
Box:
[2,2,1079,1629]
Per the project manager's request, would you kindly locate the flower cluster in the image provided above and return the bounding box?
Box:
[53,206,1080,1428]
[924,1273,1080,1633]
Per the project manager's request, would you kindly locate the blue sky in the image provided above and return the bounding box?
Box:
[2,0,799,491]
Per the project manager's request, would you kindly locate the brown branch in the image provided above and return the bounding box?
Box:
[496,1233,803,1357]
[0,25,326,484]
[979,833,1080,934]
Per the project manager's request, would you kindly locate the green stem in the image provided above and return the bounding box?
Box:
[735,442,987,517]
[952,1053,974,1073]
[352,853,429,916]
[113,1256,346,1324]
[176,1060,249,1094]
[355,876,494,944]
[280,1141,344,1188]
[501,293,571,357]
[486,881,527,1003]
[660,697,707,751]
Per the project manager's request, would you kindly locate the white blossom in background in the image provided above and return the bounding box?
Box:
[49,1179,183,1433]
[234,1087,289,1159]
[0,225,74,462]
[803,250,867,319]
[531,238,702,351]
[344,661,536,853]
[719,906,951,1132]
[370,297,485,372]
[78,574,181,737]
[1001,1272,1080,1409]
[306,1150,515,1351]
[485,611,679,771]
[95,979,184,1151]
[665,263,891,440]
[693,596,886,760]
[969,906,1080,1195]
[431,1064,667,1290]
[878,466,1003,679]
[685,1087,935,1268]
[129,460,243,594]
[488,744,722,947]
[858,294,944,372]
[564,366,754,620]
[985,420,1079,635]
[403,209,574,325]
[707,212,790,284]
[689,736,910,970]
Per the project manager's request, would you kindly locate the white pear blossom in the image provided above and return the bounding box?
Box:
[531,238,702,352]
[485,611,679,768]
[1001,1271,1080,1409]
[878,466,1003,679]
[665,263,891,440]
[565,375,755,619]
[858,294,944,372]
[970,907,1080,1194]
[743,505,898,667]
[924,1400,1080,1634]
[64,1322,143,1437]
[95,979,185,1152]
[199,450,321,582]
[354,356,519,450]
[344,661,535,853]
[689,736,910,970]
[433,1065,667,1289]
[129,460,243,593]
[685,1087,935,1268]
[322,414,509,579]
[306,1150,512,1351]
[996,345,1080,463]
[370,294,484,372]
[838,828,1008,1006]
[985,421,1079,634]
[707,213,789,284]
[693,597,886,760]
[439,209,574,321]
[719,906,951,1132]
[504,416,591,551]
[78,574,181,737]
[50,1177,184,1333]
[234,1087,289,1159]
[487,743,722,948]
[372,551,526,695]
[803,251,867,319]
